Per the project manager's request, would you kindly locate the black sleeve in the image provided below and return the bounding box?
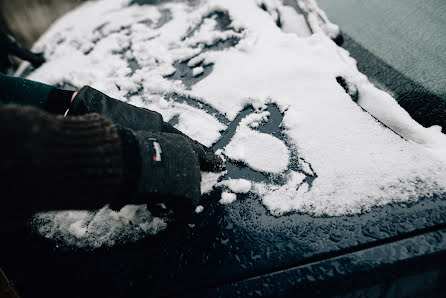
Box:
[0,72,73,114]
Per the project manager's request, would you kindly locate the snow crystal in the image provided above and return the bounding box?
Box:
[220,192,237,205]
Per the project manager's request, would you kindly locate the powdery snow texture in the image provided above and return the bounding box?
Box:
[32,205,166,248]
[225,126,290,173]
[220,192,237,204]
[189,0,446,216]
[195,205,204,213]
[217,179,252,194]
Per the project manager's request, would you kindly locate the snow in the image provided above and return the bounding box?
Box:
[223,111,289,173]
[217,179,252,194]
[201,171,227,194]
[187,55,205,68]
[195,205,204,213]
[22,0,446,246]
[172,103,227,147]
[220,192,237,204]
[241,111,270,128]
[184,13,242,47]
[31,205,166,249]
[224,124,290,173]
[258,0,312,37]
[296,0,341,39]
[192,66,204,77]
[279,5,312,37]
[298,157,314,176]
[189,0,446,215]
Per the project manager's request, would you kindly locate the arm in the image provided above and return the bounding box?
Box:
[0,72,74,114]
[0,28,45,68]
[0,105,202,224]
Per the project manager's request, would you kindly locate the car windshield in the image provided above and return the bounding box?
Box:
[317,0,446,99]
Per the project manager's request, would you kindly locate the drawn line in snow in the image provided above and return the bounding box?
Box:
[165,91,317,189]
[166,10,242,88]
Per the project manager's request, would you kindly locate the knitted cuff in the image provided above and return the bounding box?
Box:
[115,126,141,200]
[0,105,123,216]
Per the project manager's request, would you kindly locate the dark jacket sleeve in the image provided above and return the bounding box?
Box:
[0,73,73,114]
[0,72,53,109]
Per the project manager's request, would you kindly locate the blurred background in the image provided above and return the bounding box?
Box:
[0,0,88,49]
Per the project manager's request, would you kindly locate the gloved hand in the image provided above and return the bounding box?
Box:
[69,85,224,172]
[161,122,224,172]
[29,52,45,68]
[0,28,46,69]
[115,128,202,217]
[135,131,202,215]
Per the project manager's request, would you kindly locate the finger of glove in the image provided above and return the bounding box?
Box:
[162,122,225,172]
[70,86,164,132]
[195,145,225,172]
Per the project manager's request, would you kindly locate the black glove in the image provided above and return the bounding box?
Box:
[69,86,164,131]
[0,28,46,69]
[29,52,45,68]
[115,128,202,217]
[161,122,224,172]
[136,131,201,214]
[70,85,224,172]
